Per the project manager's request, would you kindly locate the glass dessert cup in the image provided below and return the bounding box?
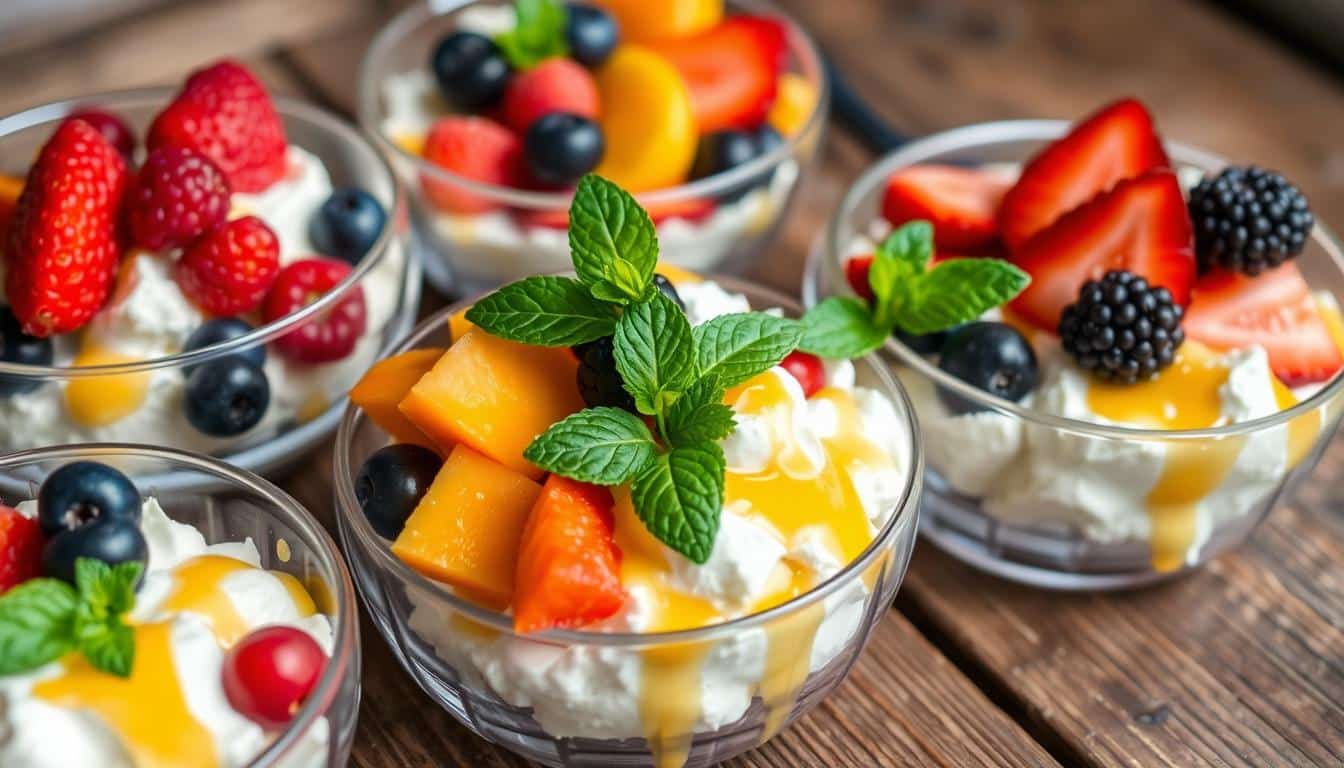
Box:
[357,0,829,296]
[333,277,922,768]
[0,443,361,767]
[0,88,421,483]
[803,121,1344,591]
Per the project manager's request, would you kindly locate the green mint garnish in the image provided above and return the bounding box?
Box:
[694,313,805,390]
[568,174,659,304]
[631,444,726,565]
[799,221,1031,359]
[0,557,142,678]
[663,379,737,448]
[523,407,657,485]
[494,0,569,70]
[613,293,697,416]
[465,275,617,347]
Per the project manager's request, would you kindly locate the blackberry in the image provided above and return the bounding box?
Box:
[1188,166,1313,275]
[574,336,637,412]
[1059,270,1184,385]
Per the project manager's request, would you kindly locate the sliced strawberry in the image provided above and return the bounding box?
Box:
[1008,170,1195,332]
[513,476,625,634]
[1185,264,1343,386]
[421,116,522,214]
[514,196,716,230]
[882,165,1010,251]
[999,98,1169,251]
[0,505,43,594]
[649,16,787,133]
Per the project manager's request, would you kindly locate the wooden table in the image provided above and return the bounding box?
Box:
[4,1,1342,765]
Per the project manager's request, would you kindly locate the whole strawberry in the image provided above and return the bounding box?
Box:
[148,59,287,193]
[176,216,280,316]
[0,505,43,595]
[126,146,232,251]
[5,119,129,337]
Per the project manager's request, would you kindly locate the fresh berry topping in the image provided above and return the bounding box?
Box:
[755,124,785,155]
[223,626,327,730]
[513,476,625,633]
[502,57,600,135]
[0,505,43,594]
[523,113,605,187]
[148,59,288,193]
[937,322,1038,414]
[64,108,135,159]
[883,166,1011,251]
[999,99,1170,251]
[651,16,786,133]
[37,461,145,585]
[181,317,266,375]
[184,357,270,437]
[780,350,825,397]
[429,32,513,110]
[0,307,54,396]
[653,274,685,311]
[355,444,444,539]
[1184,263,1344,386]
[5,119,129,337]
[309,187,386,265]
[895,327,951,356]
[1008,170,1195,332]
[574,335,636,412]
[1188,166,1313,276]
[125,146,232,251]
[421,116,522,213]
[688,128,775,200]
[845,254,875,302]
[565,4,620,67]
[263,258,367,364]
[176,216,281,316]
[42,517,147,587]
[1060,270,1184,384]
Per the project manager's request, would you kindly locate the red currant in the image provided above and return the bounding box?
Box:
[780,351,825,398]
[222,626,326,730]
[263,258,367,364]
[844,254,875,303]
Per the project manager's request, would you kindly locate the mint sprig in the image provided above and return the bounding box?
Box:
[0,557,142,678]
[465,276,616,347]
[494,0,568,70]
[613,294,696,415]
[799,221,1031,359]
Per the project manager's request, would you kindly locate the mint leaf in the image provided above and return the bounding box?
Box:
[631,443,725,563]
[896,258,1031,335]
[613,293,695,415]
[494,0,568,70]
[524,407,658,484]
[798,296,889,358]
[870,221,933,329]
[465,276,617,346]
[80,621,134,678]
[74,557,140,616]
[664,379,736,447]
[569,175,657,303]
[71,558,141,678]
[693,313,803,390]
[0,578,78,675]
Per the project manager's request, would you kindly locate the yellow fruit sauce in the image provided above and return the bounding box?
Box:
[31,553,320,767]
[611,370,901,768]
[64,343,151,428]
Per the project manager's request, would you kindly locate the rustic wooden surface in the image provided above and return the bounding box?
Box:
[5,0,1343,765]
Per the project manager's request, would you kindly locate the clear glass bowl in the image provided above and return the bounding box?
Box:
[332,277,922,767]
[0,88,421,482]
[357,0,829,295]
[0,444,361,767]
[803,120,1344,590]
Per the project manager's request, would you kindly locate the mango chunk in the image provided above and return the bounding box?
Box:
[398,327,583,479]
[391,445,543,608]
[350,348,446,449]
[447,308,475,342]
[65,345,150,428]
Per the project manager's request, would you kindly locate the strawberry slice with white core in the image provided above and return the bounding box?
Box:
[882,165,1011,251]
[1008,169,1195,332]
[998,98,1170,251]
[1184,263,1344,386]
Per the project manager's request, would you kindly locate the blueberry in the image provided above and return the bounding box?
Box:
[354,444,443,539]
[43,517,148,586]
[181,318,266,376]
[575,336,636,412]
[185,358,270,437]
[936,322,1037,415]
[0,306,53,396]
[754,124,785,156]
[309,188,386,265]
[690,130,760,181]
[894,328,950,356]
[565,4,619,67]
[430,32,512,109]
[524,113,605,187]
[37,461,141,538]
[653,274,685,311]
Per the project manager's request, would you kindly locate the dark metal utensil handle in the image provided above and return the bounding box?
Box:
[824,53,908,154]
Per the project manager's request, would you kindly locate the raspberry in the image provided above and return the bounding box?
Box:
[64,107,136,158]
[175,216,280,316]
[421,117,521,213]
[0,505,44,594]
[126,147,232,251]
[263,258,367,363]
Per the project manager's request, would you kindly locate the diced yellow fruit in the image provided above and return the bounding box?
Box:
[594,0,722,42]
[295,391,331,425]
[350,348,446,449]
[65,346,151,428]
[655,264,702,285]
[393,132,426,157]
[594,46,697,192]
[391,445,543,608]
[448,308,475,342]
[398,327,584,478]
[768,73,818,137]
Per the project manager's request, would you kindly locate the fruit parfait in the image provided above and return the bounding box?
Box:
[335,175,921,767]
[0,59,417,476]
[359,0,826,293]
[806,99,1344,588]
[0,446,359,766]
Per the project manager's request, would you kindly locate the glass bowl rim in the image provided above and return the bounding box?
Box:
[355,0,831,208]
[333,274,924,646]
[810,117,1344,442]
[0,87,407,380]
[0,442,360,767]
